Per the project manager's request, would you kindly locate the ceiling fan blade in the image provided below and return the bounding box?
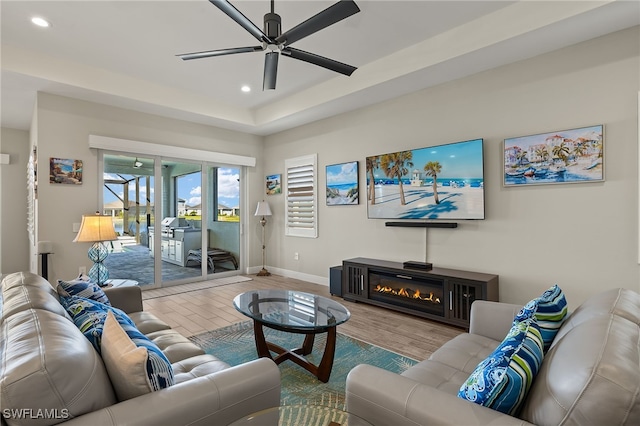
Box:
[263,51,279,90]
[282,47,356,76]
[177,46,263,60]
[209,0,271,43]
[275,0,360,46]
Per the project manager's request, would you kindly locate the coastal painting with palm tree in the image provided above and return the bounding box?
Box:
[366,139,485,220]
[504,125,603,186]
[380,151,413,206]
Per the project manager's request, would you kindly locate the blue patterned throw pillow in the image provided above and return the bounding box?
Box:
[57,277,111,306]
[60,295,134,353]
[535,284,567,353]
[61,295,173,393]
[458,300,544,415]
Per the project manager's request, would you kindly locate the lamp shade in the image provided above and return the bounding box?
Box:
[73,213,118,243]
[254,201,272,217]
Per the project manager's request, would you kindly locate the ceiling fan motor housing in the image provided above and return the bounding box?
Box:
[264,12,281,40]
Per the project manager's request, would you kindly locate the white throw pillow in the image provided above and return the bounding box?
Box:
[101,311,152,401]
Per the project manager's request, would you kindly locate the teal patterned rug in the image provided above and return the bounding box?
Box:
[189,321,417,410]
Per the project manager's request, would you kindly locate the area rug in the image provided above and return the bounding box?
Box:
[189,321,417,410]
[141,276,252,300]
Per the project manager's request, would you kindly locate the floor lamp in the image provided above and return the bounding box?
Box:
[255,201,272,277]
[73,212,118,286]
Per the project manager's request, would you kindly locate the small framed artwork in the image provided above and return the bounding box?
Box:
[266,174,281,195]
[49,157,83,185]
[504,124,603,187]
[326,161,359,205]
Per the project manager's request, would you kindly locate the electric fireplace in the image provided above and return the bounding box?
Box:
[369,270,444,316]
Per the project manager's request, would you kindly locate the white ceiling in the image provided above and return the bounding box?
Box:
[1,0,638,136]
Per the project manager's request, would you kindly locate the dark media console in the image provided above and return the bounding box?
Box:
[342,257,498,329]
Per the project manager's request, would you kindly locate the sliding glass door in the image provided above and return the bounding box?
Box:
[206,166,240,273]
[158,159,204,285]
[102,152,242,288]
[103,154,156,286]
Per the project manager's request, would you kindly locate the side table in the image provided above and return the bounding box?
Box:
[102,279,139,288]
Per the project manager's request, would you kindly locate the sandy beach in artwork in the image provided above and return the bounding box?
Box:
[367,183,484,220]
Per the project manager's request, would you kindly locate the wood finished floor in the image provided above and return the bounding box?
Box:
[143,274,464,361]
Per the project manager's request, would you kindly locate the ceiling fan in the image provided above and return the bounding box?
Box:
[177,0,360,90]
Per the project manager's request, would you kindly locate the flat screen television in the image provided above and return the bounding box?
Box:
[366,138,485,220]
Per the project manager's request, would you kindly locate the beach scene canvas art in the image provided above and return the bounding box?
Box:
[49,157,83,185]
[266,174,281,195]
[504,125,603,186]
[326,161,358,205]
[366,139,485,220]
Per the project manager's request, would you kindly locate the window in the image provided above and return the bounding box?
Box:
[176,171,201,218]
[212,167,240,222]
[285,154,317,238]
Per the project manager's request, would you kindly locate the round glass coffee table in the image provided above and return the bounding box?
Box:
[230,405,371,426]
[233,289,350,382]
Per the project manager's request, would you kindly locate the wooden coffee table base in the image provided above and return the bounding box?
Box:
[252,320,337,383]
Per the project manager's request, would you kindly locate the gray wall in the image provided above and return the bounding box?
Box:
[262,26,640,307]
[0,128,30,274]
[32,93,264,282]
[2,26,638,309]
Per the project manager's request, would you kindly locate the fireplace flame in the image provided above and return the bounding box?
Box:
[373,284,441,304]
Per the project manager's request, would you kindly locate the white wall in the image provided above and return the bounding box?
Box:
[0,128,30,274]
[263,26,640,307]
[34,93,264,282]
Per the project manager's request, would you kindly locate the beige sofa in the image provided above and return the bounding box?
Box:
[0,272,281,426]
[346,287,640,425]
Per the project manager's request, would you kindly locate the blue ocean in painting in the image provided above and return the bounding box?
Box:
[505,172,594,185]
[368,178,483,188]
[328,183,358,192]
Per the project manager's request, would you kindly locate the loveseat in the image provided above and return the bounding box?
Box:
[0,272,281,426]
[346,287,640,425]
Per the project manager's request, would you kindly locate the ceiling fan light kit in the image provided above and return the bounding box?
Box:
[177,0,360,90]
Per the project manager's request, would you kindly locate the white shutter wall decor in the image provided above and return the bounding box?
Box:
[285,154,317,238]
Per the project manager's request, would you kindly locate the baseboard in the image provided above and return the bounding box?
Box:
[247,266,328,287]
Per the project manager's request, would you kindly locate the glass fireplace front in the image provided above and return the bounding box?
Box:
[369,270,445,316]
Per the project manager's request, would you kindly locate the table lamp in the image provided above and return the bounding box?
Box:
[254,201,272,276]
[73,212,118,286]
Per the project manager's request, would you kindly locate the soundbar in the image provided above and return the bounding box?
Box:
[385,222,457,228]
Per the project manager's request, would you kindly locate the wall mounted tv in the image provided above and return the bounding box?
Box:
[366,138,485,220]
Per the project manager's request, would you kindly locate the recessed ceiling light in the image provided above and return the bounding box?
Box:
[241,85,251,93]
[31,17,50,28]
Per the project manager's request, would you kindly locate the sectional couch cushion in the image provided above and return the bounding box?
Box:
[57,277,111,305]
[458,300,544,415]
[127,311,173,334]
[0,309,116,426]
[520,288,640,425]
[144,329,206,363]
[0,271,71,320]
[101,311,174,400]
